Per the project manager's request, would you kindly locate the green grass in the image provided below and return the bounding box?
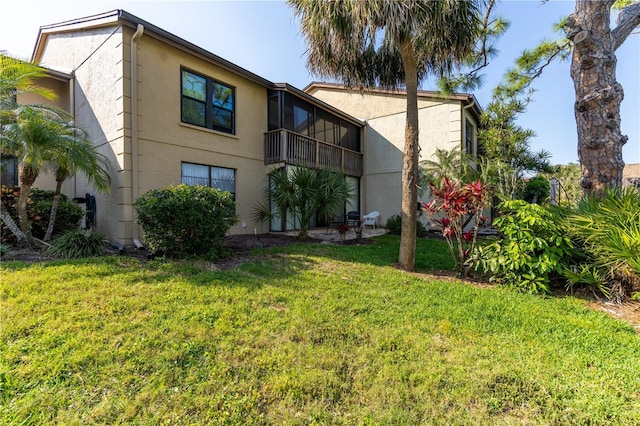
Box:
[2,236,640,424]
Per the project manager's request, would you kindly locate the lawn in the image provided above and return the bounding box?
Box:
[2,235,640,424]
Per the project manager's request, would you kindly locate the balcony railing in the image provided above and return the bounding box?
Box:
[264,129,363,177]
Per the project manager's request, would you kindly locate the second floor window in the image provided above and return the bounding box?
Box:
[465,119,475,156]
[181,69,235,134]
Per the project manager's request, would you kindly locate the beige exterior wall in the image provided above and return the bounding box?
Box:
[134,33,269,236]
[308,86,477,226]
[38,25,129,244]
[34,23,270,246]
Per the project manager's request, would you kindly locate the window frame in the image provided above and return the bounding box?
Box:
[181,68,236,134]
[181,162,237,200]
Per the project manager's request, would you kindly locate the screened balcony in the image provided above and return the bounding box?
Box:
[264,129,363,177]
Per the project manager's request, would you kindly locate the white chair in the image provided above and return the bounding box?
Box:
[362,211,380,229]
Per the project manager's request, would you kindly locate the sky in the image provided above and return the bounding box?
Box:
[1,0,638,166]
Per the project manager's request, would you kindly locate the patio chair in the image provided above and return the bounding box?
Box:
[346,211,360,227]
[362,211,380,229]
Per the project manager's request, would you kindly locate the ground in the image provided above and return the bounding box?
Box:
[2,233,639,332]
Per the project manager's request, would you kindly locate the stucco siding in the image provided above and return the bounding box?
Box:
[133,32,269,237]
[309,86,475,227]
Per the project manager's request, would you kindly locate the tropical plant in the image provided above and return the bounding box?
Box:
[288,0,490,271]
[421,178,489,277]
[1,55,110,246]
[475,200,575,294]
[265,167,354,238]
[43,125,110,241]
[385,214,427,237]
[564,187,640,302]
[419,147,480,189]
[522,175,550,204]
[45,229,107,259]
[134,184,237,260]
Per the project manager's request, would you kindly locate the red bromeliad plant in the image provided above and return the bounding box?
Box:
[421,177,489,277]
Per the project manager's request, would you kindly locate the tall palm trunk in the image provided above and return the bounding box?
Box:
[43,177,64,242]
[17,166,38,241]
[0,201,28,246]
[398,41,420,272]
[567,0,626,194]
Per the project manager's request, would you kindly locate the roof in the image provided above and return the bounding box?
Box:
[304,81,483,118]
[31,10,363,126]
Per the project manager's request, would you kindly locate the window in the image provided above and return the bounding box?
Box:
[181,162,236,200]
[181,69,235,134]
[465,119,475,156]
[1,155,18,187]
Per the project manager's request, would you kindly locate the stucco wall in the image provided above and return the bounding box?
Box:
[309,86,473,226]
[38,25,128,243]
[133,33,269,237]
[35,23,271,245]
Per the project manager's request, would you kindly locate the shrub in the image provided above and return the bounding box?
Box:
[522,176,550,204]
[474,200,574,294]
[45,230,107,259]
[134,184,237,259]
[564,187,640,302]
[1,187,83,242]
[385,214,426,237]
[421,178,489,277]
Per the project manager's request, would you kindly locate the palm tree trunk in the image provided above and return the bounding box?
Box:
[17,166,37,243]
[0,201,28,247]
[566,0,625,194]
[43,179,63,242]
[398,41,420,272]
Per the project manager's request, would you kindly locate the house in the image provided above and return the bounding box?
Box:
[305,83,481,225]
[7,10,480,248]
[14,10,364,248]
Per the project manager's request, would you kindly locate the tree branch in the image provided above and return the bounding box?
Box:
[612,1,640,50]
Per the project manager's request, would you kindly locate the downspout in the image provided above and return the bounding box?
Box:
[131,24,145,248]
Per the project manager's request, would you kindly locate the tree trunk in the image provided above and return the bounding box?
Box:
[566,0,626,193]
[398,42,420,272]
[17,166,38,241]
[44,179,63,242]
[0,201,28,247]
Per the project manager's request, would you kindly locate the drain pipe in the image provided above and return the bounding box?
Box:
[130,24,145,249]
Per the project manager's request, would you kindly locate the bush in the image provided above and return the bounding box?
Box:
[564,187,640,302]
[134,184,237,259]
[385,214,426,237]
[45,230,107,259]
[474,200,574,294]
[1,187,83,242]
[522,176,550,204]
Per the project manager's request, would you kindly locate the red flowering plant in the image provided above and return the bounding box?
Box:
[421,177,489,277]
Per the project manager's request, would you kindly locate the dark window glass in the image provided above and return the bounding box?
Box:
[181,69,235,134]
[268,91,280,131]
[1,155,19,187]
[465,119,474,155]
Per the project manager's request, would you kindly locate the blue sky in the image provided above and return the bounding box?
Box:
[2,0,638,166]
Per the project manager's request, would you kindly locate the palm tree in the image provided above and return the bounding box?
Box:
[1,55,56,246]
[267,167,353,238]
[2,105,68,240]
[289,0,485,270]
[44,123,111,241]
[1,55,111,245]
